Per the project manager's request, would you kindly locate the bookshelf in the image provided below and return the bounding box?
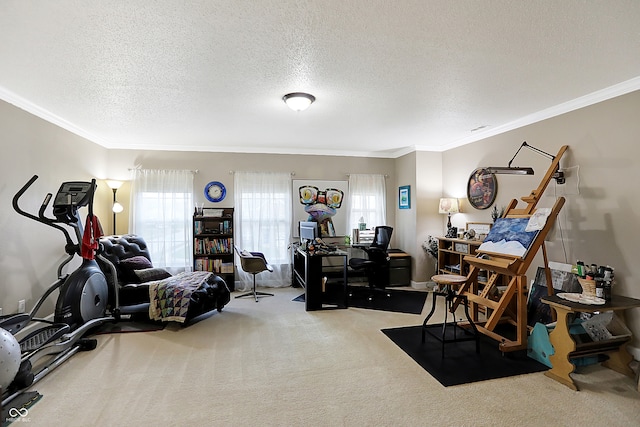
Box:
[436,237,482,278]
[193,207,235,291]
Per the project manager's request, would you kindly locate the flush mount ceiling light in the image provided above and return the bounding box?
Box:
[283,92,316,111]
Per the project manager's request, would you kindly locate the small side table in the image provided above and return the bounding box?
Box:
[541,294,640,391]
[421,274,480,357]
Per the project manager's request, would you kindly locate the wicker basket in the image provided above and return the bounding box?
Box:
[577,277,596,297]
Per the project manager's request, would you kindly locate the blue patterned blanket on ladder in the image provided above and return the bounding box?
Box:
[149,271,212,323]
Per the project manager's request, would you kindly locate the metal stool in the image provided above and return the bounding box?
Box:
[421,274,480,357]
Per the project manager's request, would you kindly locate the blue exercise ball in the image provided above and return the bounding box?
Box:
[0,327,20,389]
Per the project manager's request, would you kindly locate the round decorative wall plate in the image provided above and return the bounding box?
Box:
[467,168,497,210]
[205,181,226,203]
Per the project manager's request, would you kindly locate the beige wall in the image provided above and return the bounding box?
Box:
[106,149,397,238]
[0,100,108,314]
[394,152,418,277]
[394,150,444,283]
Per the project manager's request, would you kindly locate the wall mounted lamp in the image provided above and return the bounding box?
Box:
[438,197,459,236]
[283,92,316,111]
[106,180,124,235]
[485,141,565,183]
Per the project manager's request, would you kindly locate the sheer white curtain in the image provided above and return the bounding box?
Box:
[346,174,387,233]
[234,172,292,291]
[129,169,194,273]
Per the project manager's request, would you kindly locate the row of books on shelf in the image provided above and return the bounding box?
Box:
[194,237,233,254]
[194,220,233,235]
[444,264,461,274]
[194,258,234,274]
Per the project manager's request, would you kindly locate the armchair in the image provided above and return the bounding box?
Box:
[348,226,393,300]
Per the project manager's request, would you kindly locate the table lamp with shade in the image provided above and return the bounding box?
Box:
[439,198,459,237]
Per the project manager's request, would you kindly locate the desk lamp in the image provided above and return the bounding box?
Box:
[486,141,565,184]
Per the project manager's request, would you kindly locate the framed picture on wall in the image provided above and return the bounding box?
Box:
[467,168,497,210]
[292,179,348,237]
[399,185,411,209]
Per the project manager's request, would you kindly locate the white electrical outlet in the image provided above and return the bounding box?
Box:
[0,307,3,316]
[18,299,26,313]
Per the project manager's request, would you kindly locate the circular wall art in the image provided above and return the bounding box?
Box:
[467,168,497,210]
[204,181,226,203]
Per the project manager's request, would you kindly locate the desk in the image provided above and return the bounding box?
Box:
[293,247,348,311]
[342,246,412,286]
[541,294,640,391]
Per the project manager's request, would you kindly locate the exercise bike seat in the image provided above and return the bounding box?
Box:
[19,323,71,353]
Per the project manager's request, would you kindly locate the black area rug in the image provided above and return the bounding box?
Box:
[90,319,166,335]
[348,287,427,314]
[292,288,427,315]
[381,325,548,386]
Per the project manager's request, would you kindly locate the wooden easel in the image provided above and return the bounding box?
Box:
[452,145,568,352]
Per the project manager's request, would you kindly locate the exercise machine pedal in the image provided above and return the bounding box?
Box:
[19,324,70,353]
[77,338,97,351]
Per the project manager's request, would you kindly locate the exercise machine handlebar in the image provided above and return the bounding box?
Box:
[13,175,75,248]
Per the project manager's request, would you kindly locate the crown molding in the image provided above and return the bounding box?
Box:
[435,76,640,152]
[3,76,640,158]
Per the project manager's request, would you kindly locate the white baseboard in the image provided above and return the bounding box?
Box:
[628,344,640,363]
[411,281,426,289]
[411,281,435,291]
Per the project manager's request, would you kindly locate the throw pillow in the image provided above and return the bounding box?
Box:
[118,256,153,283]
[134,267,172,283]
[119,255,153,271]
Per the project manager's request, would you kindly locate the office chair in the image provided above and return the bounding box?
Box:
[234,246,274,302]
[348,226,393,301]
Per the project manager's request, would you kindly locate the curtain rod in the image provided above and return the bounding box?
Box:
[346,173,389,178]
[128,168,199,173]
[229,170,295,176]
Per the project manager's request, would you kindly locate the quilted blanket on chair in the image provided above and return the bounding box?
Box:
[149,271,212,323]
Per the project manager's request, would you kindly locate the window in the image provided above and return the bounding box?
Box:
[234,172,292,290]
[129,169,194,271]
[347,174,387,233]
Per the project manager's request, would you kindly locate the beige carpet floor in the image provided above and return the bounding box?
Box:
[19,286,640,427]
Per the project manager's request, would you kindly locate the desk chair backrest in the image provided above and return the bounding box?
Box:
[358,226,393,265]
[234,246,274,301]
[348,226,394,297]
[234,246,271,275]
[370,226,393,252]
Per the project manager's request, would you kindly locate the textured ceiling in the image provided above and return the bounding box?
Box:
[1,1,640,158]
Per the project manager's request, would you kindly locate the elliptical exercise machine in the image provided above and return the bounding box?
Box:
[1,175,111,407]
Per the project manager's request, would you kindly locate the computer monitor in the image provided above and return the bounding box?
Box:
[299,221,318,244]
